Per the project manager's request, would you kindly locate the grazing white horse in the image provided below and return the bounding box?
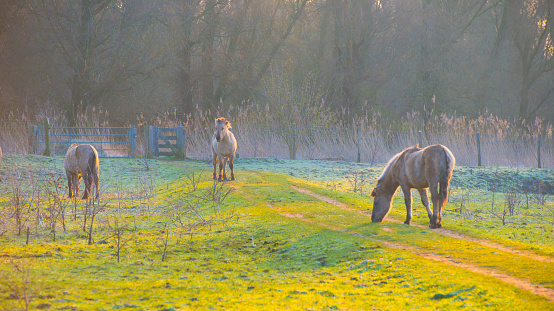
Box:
[64,143,100,200]
[212,117,237,182]
[371,144,455,228]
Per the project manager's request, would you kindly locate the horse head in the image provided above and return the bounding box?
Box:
[215,118,232,142]
[370,182,393,222]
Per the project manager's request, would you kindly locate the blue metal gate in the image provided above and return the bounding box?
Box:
[31,125,136,157]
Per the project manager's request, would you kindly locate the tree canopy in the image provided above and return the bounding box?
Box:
[1,0,553,125]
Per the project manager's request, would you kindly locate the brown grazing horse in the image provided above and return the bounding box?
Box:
[371,144,455,228]
[64,144,100,200]
[212,118,237,182]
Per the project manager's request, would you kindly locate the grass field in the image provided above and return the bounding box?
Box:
[0,155,553,310]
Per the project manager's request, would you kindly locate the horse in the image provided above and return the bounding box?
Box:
[370,144,455,228]
[211,117,237,182]
[64,143,100,200]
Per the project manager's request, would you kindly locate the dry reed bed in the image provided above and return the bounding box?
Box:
[1,111,552,168]
[183,124,553,169]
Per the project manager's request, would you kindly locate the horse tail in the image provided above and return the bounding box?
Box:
[438,149,451,204]
[88,149,99,197]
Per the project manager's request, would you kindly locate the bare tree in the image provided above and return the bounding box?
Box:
[28,0,164,125]
[508,0,554,122]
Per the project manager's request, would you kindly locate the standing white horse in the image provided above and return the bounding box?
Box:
[212,117,237,182]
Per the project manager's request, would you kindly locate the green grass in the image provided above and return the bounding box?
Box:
[0,155,553,310]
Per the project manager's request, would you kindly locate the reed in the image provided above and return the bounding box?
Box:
[1,104,552,168]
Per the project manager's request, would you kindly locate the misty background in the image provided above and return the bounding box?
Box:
[0,0,553,128]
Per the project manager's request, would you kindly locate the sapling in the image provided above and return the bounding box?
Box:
[490,195,512,226]
[504,191,521,216]
[532,181,548,206]
[345,170,369,194]
[11,180,24,236]
[184,170,201,194]
[161,223,170,262]
[113,218,129,263]
[84,199,105,245]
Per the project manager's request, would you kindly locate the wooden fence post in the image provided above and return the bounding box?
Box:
[153,126,159,157]
[29,125,38,154]
[44,118,51,156]
[176,126,185,159]
[145,126,154,158]
[143,126,149,158]
[418,130,423,148]
[131,126,137,158]
[99,128,104,157]
[357,124,362,163]
[292,123,297,160]
[183,127,187,158]
[476,132,481,166]
[538,134,542,169]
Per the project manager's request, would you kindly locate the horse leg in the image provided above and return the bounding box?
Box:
[76,174,81,198]
[418,189,432,221]
[229,155,235,181]
[218,158,224,182]
[437,189,448,229]
[212,154,218,180]
[401,185,413,225]
[429,183,441,228]
[82,172,91,200]
[222,158,228,181]
[67,172,74,198]
[94,172,99,200]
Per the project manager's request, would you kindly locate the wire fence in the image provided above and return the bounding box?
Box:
[183,123,554,169]
[0,122,551,169]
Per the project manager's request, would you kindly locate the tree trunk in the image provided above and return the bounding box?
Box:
[213,0,251,103]
[178,39,195,117]
[419,0,433,126]
[68,0,92,126]
[519,79,530,121]
[474,1,508,112]
[200,0,217,111]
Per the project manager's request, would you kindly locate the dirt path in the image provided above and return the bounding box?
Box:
[292,185,554,263]
[291,185,554,302]
[371,236,554,302]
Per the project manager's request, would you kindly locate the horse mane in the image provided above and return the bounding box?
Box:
[216,117,232,130]
[378,152,401,182]
[378,144,420,182]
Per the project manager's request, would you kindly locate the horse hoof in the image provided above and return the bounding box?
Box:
[230,176,235,181]
[403,220,411,225]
